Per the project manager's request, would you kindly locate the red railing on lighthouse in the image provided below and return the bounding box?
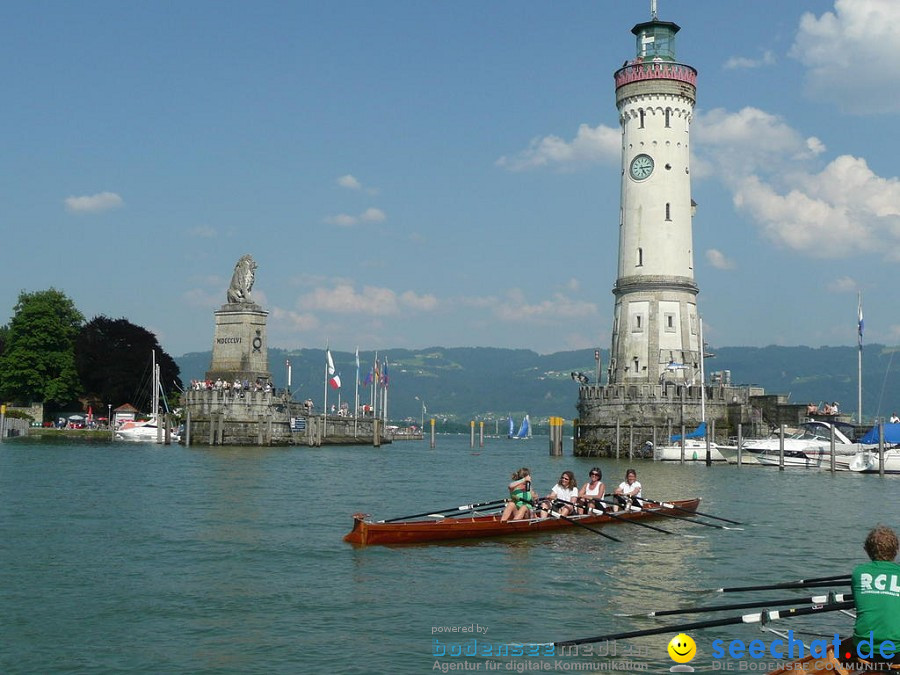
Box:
[614,61,697,88]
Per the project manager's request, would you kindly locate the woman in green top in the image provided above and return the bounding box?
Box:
[852,525,900,665]
[500,467,535,522]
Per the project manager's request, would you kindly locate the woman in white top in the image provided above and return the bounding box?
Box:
[613,468,642,511]
[578,467,605,514]
[538,471,578,518]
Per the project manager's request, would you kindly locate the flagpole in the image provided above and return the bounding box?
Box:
[354,346,360,438]
[382,358,389,425]
[324,344,330,439]
[858,292,863,424]
[373,352,379,420]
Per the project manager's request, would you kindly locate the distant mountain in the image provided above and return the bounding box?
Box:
[176,344,900,425]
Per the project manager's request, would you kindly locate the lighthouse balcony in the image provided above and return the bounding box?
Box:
[615,61,697,88]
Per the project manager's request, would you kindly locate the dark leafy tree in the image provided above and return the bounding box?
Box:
[0,289,84,405]
[75,316,183,411]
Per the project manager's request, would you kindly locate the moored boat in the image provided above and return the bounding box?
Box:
[344,497,701,546]
[116,417,181,443]
[652,439,732,462]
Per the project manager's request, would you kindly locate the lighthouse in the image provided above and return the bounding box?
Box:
[608,1,700,387]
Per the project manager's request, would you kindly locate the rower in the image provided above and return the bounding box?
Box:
[852,525,900,667]
[500,468,535,522]
[537,471,578,519]
[613,468,643,511]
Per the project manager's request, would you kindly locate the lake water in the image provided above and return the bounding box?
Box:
[1,435,898,673]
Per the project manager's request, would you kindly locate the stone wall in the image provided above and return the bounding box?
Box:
[183,389,383,446]
[574,383,777,457]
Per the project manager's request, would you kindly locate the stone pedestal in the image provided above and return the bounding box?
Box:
[205,303,271,383]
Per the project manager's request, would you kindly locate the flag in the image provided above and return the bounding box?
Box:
[857,294,864,346]
[381,359,389,388]
[374,358,381,383]
[326,349,335,376]
[330,373,342,389]
[364,370,373,386]
[355,347,360,370]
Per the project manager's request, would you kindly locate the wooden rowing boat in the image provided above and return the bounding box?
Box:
[343,497,701,546]
[766,636,899,674]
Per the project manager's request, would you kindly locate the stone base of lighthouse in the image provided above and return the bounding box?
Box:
[574,382,813,458]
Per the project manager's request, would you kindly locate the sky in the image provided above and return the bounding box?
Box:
[2,0,899,358]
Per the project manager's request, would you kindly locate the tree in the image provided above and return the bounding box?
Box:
[0,289,84,405]
[75,316,182,411]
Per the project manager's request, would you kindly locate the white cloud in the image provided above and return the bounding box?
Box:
[731,155,900,258]
[705,249,735,270]
[827,276,858,293]
[182,288,221,308]
[270,307,320,332]
[360,207,386,223]
[336,174,362,190]
[64,191,123,213]
[723,50,776,70]
[496,123,620,171]
[693,107,900,260]
[693,107,823,180]
[187,225,217,238]
[462,288,597,323]
[791,0,900,114]
[325,208,387,226]
[298,283,437,315]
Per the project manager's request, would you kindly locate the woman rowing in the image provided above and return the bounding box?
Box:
[578,467,605,514]
[500,467,536,522]
[613,468,642,511]
[537,470,579,518]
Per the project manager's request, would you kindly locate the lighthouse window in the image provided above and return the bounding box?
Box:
[632,314,644,333]
[665,203,671,221]
[665,108,671,128]
[639,109,645,129]
[637,248,643,267]
[664,313,676,333]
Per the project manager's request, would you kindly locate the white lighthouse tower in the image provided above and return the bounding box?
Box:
[608,1,700,387]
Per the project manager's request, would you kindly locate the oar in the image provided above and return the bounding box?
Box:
[641,496,743,525]
[380,498,508,523]
[555,499,674,535]
[545,509,623,543]
[551,599,854,647]
[716,576,852,593]
[630,504,742,531]
[620,592,851,618]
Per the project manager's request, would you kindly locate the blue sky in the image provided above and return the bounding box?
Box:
[2,0,898,357]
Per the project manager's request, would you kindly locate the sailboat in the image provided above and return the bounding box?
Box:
[506,415,515,439]
[513,415,531,440]
[116,351,180,443]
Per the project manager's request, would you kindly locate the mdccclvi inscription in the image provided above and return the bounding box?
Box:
[217,337,242,344]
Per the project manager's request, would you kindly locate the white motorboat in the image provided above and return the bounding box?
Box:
[652,438,731,462]
[836,423,900,472]
[740,421,861,467]
[115,350,179,444]
[845,448,900,473]
[116,417,180,443]
[714,445,760,465]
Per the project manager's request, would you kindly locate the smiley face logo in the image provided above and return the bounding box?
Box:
[667,633,696,664]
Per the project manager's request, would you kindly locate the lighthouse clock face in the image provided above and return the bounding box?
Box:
[630,154,654,180]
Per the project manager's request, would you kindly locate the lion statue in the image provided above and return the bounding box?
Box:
[227,254,258,304]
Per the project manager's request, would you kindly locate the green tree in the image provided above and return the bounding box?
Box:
[75,316,182,410]
[0,289,84,405]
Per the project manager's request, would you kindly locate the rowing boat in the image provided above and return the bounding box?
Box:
[343,497,701,546]
[766,636,898,674]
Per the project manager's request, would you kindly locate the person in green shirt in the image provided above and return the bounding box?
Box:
[852,525,900,665]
